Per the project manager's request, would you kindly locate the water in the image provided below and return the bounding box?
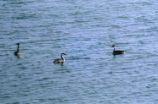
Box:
[1,0,158,104]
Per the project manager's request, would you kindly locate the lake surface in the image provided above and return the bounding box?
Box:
[1,0,158,104]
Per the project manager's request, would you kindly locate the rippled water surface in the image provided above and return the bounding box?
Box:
[1,0,158,104]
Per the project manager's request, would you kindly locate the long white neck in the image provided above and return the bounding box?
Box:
[61,55,65,61]
[113,47,115,51]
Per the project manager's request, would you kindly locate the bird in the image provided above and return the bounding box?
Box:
[112,45,124,55]
[14,43,20,56]
[53,53,66,64]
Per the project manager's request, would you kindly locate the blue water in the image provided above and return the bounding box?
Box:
[1,0,158,104]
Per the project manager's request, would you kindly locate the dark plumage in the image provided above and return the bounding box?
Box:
[53,53,66,64]
[112,45,124,55]
[14,43,20,56]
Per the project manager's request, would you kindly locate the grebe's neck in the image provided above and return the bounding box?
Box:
[17,44,20,51]
[113,47,115,51]
[61,54,65,60]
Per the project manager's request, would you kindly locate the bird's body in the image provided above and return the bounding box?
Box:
[53,58,65,63]
[112,45,124,55]
[14,51,20,56]
[14,43,20,56]
[53,53,66,64]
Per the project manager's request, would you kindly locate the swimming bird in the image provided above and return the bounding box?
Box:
[112,45,124,55]
[53,53,66,64]
[14,43,20,56]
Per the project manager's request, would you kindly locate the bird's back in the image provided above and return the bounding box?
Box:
[14,51,20,56]
[113,50,124,55]
[53,58,64,64]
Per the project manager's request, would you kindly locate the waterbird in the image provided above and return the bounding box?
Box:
[14,43,20,56]
[53,53,66,64]
[112,45,124,55]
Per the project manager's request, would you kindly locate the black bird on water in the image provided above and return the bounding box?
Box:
[14,43,20,56]
[112,45,124,55]
[53,53,66,64]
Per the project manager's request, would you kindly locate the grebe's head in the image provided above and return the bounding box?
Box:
[112,45,115,47]
[16,43,20,45]
[61,53,66,55]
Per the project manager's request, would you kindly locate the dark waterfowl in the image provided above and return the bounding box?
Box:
[112,45,124,55]
[53,53,66,64]
[14,43,20,56]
